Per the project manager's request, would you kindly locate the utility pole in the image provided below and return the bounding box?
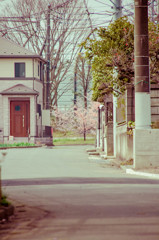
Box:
[151,0,155,22]
[46,4,51,110]
[157,0,159,18]
[134,0,151,129]
[113,0,122,156]
[74,66,77,106]
[114,0,122,20]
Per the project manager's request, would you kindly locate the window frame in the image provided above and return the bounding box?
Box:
[40,62,44,81]
[38,64,40,77]
[15,62,26,78]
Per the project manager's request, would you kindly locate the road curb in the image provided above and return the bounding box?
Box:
[0,205,14,221]
[126,169,159,179]
[87,151,159,179]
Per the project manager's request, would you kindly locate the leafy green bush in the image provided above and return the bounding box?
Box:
[0,195,11,207]
[0,142,35,148]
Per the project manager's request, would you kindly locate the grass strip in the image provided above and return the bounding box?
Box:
[0,142,35,148]
[53,138,95,146]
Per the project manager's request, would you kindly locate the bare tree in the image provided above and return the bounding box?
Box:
[49,0,90,107]
[75,52,92,109]
[0,0,91,108]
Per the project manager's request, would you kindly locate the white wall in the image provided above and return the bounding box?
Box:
[116,123,133,161]
[0,80,33,92]
[2,95,37,139]
[33,59,41,80]
[0,57,44,141]
[133,129,159,169]
[0,95,3,128]
[0,58,34,78]
[34,80,43,106]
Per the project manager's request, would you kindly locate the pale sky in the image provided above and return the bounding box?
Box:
[0,0,134,26]
[88,0,134,27]
[0,0,135,109]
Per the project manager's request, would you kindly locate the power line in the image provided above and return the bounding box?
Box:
[0,18,113,34]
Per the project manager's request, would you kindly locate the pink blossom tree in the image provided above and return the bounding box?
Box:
[52,107,75,135]
[74,101,99,140]
[52,101,99,140]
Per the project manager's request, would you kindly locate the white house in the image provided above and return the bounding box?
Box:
[0,37,52,144]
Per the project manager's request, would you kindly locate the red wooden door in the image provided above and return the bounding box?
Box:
[10,101,30,137]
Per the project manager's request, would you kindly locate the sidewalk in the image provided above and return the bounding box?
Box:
[87,148,159,179]
[125,167,159,179]
[110,157,159,179]
[112,159,159,179]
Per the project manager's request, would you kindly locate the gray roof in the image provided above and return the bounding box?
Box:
[0,37,46,62]
[0,84,39,95]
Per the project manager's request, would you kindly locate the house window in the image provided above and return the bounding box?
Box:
[40,62,44,81]
[38,64,40,77]
[15,63,25,77]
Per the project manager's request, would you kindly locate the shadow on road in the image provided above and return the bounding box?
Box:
[2,177,159,186]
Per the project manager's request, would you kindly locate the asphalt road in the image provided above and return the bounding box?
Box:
[1,146,159,240]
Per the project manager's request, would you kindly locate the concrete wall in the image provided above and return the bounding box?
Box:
[0,95,3,128]
[97,85,159,167]
[133,129,159,169]
[106,122,114,156]
[116,123,133,161]
[116,85,159,163]
[115,85,134,161]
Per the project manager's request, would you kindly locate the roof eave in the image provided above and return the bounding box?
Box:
[0,55,47,63]
[0,92,39,96]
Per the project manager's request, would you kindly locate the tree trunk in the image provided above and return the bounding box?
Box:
[0,167,2,202]
[83,124,86,141]
[84,91,87,109]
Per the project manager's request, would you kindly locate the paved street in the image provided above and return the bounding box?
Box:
[0,146,159,240]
